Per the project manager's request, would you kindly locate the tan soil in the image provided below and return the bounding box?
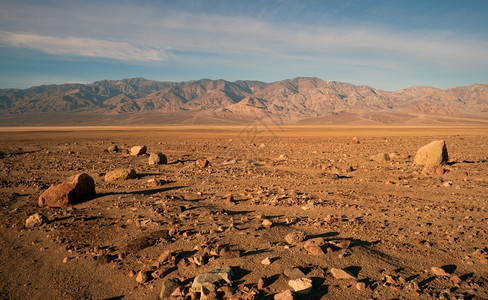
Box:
[1,126,487,299]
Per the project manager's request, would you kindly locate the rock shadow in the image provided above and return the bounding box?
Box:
[93,185,187,200]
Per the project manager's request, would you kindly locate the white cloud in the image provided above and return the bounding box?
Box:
[0,31,166,62]
[156,12,488,65]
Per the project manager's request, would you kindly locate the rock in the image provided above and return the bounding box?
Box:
[157,250,172,264]
[107,145,118,152]
[285,231,306,245]
[274,289,294,300]
[191,267,233,292]
[450,275,462,284]
[136,270,152,283]
[224,195,235,206]
[431,266,450,276]
[305,237,325,246]
[436,166,445,175]
[330,267,356,279]
[196,159,210,168]
[159,278,181,299]
[262,219,273,228]
[414,140,448,167]
[350,137,360,144]
[370,153,390,162]
[261,257,271,265]
[257,277,265,290]
[284,267,306,279]
[337,240,351,249]
[201,282,217,300]
[421,167,435,175]
[25,213,48,228]
[304,241,324,255]
[38,173,96,207]
[288,278,313,294]
[104,169,137,182]
[219,247,241,259]
[149,152,167,165]
[277,154,288,161]
[130,145,147,156]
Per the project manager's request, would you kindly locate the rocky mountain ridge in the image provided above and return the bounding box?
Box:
[0,77,487,124]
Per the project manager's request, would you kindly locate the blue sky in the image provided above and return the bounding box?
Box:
[0,0,487,91]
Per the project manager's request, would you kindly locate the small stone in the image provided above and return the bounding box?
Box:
[304,242,324,255]
[136,270,152,283]
[370,153,390,162]
[450,275,462,284]
[196,159,210,168]
[38,173,96,207]
[62,256,69,263]
[288,278,312,294]
[157,250,172,264]
[25,213,48,228]
[262,219,272,228]
[337,240,351,249]
[107,145,119,152]
[257,277,265,290]
[436,166,445,175]
[130,145,147,156]
[305,237,325,246]
[219,247,240,259]
[285,231,306,245]
[431,266,450,276]
[201,282,217,300]
[104,169,137,182]
[274,289,293,300]
[159,278,181,299]
[225,195,235,206]
[261,257,271,265]
[284,267,306,279]
[356,282,366,291]
[421,167,435,175]
[191,267,233,292]
[350,137,360,145]
[330,268,356,279]
[149,152,167,165]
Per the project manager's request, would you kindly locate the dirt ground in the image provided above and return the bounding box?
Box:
[0,125,487,300]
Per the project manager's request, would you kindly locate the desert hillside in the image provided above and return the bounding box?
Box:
[0,78,487,125]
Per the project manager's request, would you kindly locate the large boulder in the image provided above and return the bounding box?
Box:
[38,173,96,207]
[105,169,137,182]
[414,140,448,167]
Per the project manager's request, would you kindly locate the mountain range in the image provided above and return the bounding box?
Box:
[0,77,487,125]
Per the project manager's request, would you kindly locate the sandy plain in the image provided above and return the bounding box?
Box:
[0,125,487,299]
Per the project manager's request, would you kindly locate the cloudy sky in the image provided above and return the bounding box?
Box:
[0,0,487,90]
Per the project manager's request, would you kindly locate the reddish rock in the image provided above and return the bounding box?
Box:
[304,242,324,255]
[130,145,147,156]
[350,137,360,145]
[262,219,273,228]
[274,289,294,300]
[436,166,445,175]
[431,266,450,276]
[38,173,95,207]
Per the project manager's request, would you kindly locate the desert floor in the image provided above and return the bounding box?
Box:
[0,125,487,299]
